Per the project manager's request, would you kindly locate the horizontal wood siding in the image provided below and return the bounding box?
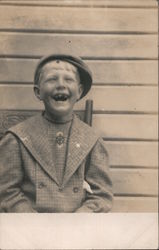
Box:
[112,197,158,212]
[105,141,158,167]
[0,0,158,212]
[0,59,158,85]
[0,1,157,8]
[0,6,157,32]
[0,85,157,112]
[93,114,157,140]
[0,33,158,58]
[112,169,158,196]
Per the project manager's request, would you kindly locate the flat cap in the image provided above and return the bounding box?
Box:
[34,54,93,99]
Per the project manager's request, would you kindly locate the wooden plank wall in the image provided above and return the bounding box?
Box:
[0,0,158,212]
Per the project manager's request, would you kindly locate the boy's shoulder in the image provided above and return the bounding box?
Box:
[7,113,42,135]
[75,115,100,136]
[5,114,46,144]
[74,115,101,137]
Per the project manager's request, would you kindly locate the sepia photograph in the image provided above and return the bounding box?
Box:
[0,0,158,249]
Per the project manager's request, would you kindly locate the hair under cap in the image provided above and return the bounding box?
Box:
[34,54,93,99]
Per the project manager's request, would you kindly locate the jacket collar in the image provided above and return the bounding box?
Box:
[8,113,99,187]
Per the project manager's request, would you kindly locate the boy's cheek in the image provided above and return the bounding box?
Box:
[40,91,50,101]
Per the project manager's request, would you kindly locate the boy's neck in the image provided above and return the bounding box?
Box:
[43,111,74,124]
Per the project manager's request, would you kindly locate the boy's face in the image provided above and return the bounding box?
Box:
[34,60,83,120]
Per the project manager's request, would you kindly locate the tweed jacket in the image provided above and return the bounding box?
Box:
[0,114,113,213]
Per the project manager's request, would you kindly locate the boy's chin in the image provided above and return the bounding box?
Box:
[45,107,74,121]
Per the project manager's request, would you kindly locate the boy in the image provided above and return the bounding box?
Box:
[0,54,113,212]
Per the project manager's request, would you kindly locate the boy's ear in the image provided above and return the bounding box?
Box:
[78,84,84,100]
[34,85,42,100]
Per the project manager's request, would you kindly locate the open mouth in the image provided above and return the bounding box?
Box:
[53,94,69,102]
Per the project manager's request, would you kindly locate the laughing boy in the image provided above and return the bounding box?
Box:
[0,54,113,212]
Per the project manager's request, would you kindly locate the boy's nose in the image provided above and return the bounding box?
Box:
[57,77,66,88]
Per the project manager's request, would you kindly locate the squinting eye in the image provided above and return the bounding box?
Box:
[65,78,74,82]
[45,78,57,83]
[50,77,57,81]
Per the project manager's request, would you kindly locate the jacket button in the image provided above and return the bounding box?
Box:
[38,182,45,189]
[73,187,79,193]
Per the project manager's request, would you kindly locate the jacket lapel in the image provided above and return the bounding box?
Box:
[8,114,99,187]
[8,114,59,185]
[63,115,99,187]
